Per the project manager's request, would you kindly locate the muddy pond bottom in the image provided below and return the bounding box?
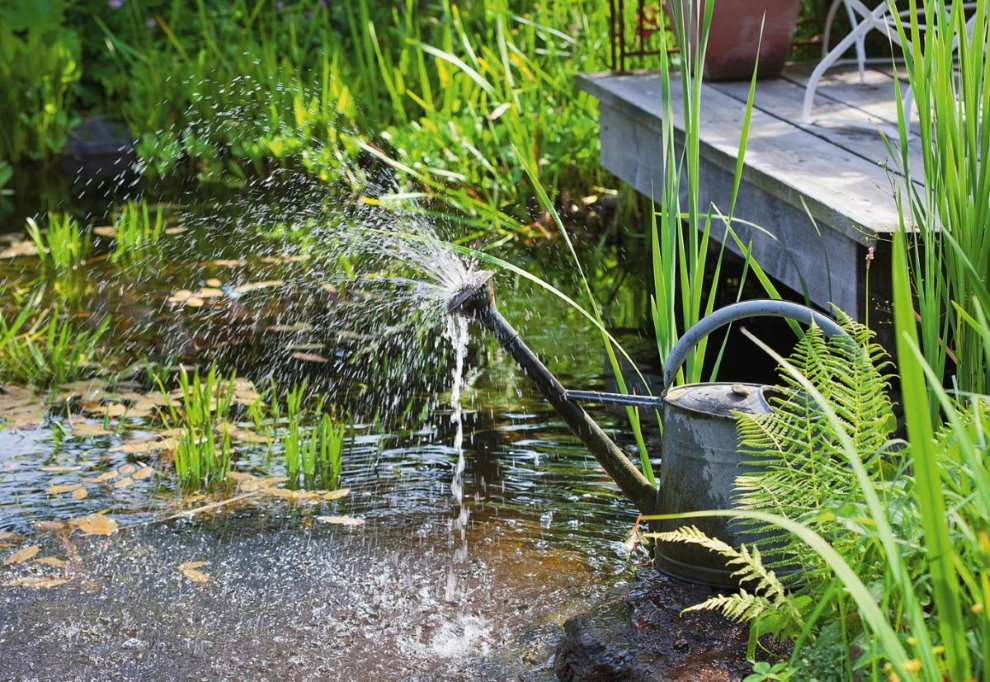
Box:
[0,405,641,680]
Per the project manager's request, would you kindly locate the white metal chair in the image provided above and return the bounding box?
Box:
[802,0,906,123]
[804,1,977,125]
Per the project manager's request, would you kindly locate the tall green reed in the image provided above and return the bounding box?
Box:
[890,0,990,396]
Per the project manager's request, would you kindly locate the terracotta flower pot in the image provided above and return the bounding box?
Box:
[671,0,802,81]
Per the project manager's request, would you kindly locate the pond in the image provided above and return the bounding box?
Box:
[0,186,659,679]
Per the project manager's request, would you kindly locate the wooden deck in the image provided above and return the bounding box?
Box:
[577,64,920,320]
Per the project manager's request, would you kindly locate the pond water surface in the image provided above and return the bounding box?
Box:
[0,195,656,679]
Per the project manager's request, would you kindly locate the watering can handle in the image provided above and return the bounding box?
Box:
[661,299,847,396]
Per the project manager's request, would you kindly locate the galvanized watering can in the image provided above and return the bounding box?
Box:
[447,272,844,587]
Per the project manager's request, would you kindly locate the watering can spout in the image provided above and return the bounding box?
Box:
[447,271,661,516]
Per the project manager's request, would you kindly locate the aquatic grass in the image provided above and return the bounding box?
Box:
[0,308,109,386]
[110,201,166,264]
[159,366,237,489]
[282,382,347,490]
[25,214,91,271]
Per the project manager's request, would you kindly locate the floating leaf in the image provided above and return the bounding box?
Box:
[118,464,137,476]
[35,556,68,568]
[70,513,118,536]
[133,467,154,480]
[0,387,47,430]
[71,487,89,500]
[69,421,112,437]
[93,226,116,237]
[266,323,313,333]
[0,240,38,258]
[211,259,243,267]
[228,427,271,444]
[46,483,83,495]
[197,287,223,298]
[180,561,210,583]
[114,476,134,489]
[316,516,364,526]
[33,520,67,532]
[82,471,118,483]
[4,576,67,589]
[322,488,350,501]
[6,544,40,564]
[232,280,284,295]
[205,278,222,287]
[112,435,176,454]
[185,297,205,308]
[260,255,308,264]
[164,226,186,235]
[89,403,127,419]
[40,465,82,472]
[291,352,328,363]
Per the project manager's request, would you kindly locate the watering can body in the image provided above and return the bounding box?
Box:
[654,382,774,587]
[650,301,846,588]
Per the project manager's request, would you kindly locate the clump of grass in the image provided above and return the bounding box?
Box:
[282,382,347,491]
[0,305,109,385]
[110,201,166,263]
[160,366,237,489]
[25,213,91,271]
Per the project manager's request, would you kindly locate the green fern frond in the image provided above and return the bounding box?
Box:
[650,524,735,557]
[683,589,772,623]
[733,313,898,581]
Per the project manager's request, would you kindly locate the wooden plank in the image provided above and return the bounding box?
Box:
[578,70,908,241]
[599,102,866,315]
[709,67,925,182]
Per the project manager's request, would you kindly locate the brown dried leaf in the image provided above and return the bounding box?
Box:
[164,226,187,235]
[185,297,205,308]
[70,513,118,536]
[93,225,116,237]
[196,287,224,298]
[290,352,328,363]
[322,488,350,501]
[35,556,68,568]
[6,544,40,564]
[70,421,112,437]
[39,465,82,472]
[205,278,222,287]
[133,467,154,480]
[266,323,313,333]
[260,255,309,264]
[228,428,270,444]
[46,483,83,495]
[316,516,364,526]
[89,403,127,419]
[32,520,67,532]
[232,280,284,295]
[211,259,244,267]
[71,487,89,500]
[111,435,175,455]
[180,561,210,583]
[114,477,134,489]
[0,240,38,258]
[118,463,137,475]
[4,576,68,589]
